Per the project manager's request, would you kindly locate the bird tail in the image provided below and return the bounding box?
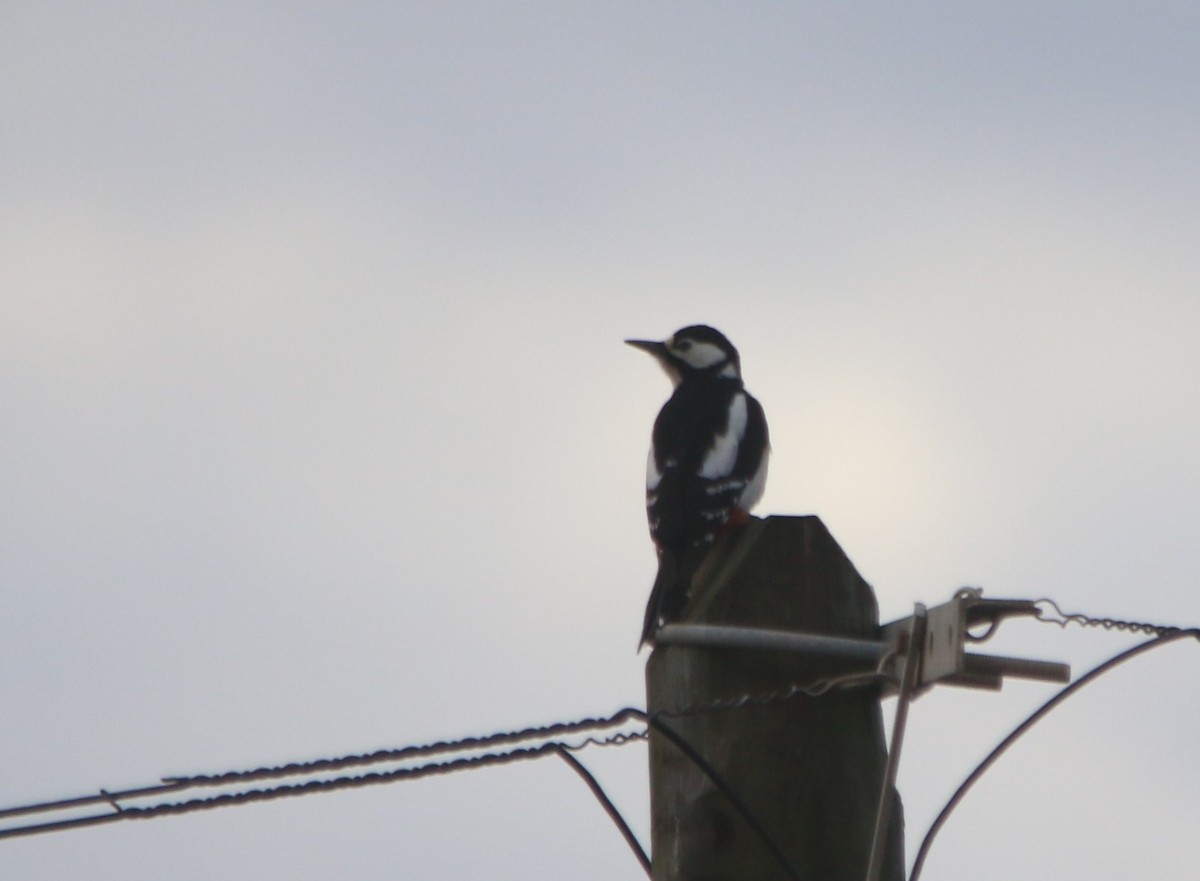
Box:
[639,549,706,649]
[639,555,676,649]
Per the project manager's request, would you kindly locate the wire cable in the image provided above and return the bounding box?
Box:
[0,665,876,840]
[0,781,191,821]
[0,741,573,841]
[909,627,1200,881]
[165,708,646,788]
[555,746,652,878]
[0,726,648,842]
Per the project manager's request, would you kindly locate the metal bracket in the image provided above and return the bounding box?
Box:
[654,588,1071,881]
[880,588,1070,697]
[864,592,1070,881]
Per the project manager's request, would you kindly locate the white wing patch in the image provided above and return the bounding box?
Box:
[698,393,747,479]
[738,446,768,510]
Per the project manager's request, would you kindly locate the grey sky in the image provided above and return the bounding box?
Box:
[3,4,1199,878]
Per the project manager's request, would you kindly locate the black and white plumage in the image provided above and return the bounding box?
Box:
[626,325,769,647]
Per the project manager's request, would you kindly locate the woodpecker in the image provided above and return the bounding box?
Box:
[626,325,769,648]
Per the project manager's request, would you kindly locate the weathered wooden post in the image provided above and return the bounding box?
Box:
[646,514,904,881]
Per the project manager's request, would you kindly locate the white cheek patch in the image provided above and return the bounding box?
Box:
[674,340,728,370]
[698,393,747,479]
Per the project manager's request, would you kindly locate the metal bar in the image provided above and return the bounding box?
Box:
[962,652,1071,684]
[940,672,1003,691]
[655,612,1071,692]
[866,604,926,881]
[654,623,886,663]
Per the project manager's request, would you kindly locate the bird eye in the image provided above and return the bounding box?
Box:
[674,339,692,353]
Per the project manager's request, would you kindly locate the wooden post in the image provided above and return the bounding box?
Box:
[646,515,904,881]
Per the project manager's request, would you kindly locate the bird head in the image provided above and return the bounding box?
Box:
[625,325,742,387]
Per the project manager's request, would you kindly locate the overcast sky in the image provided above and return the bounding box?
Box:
[3,3,1200,879]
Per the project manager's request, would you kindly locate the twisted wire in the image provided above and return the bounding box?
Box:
[166,707,645,787]
[651,651,896,719]
[0,729,645,843]
[1033,599,1183,637]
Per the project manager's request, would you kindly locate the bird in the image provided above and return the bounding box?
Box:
[626,325,769,648]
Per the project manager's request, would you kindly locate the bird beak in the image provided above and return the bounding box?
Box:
[627,338,682,387]
[624,338,668,359]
